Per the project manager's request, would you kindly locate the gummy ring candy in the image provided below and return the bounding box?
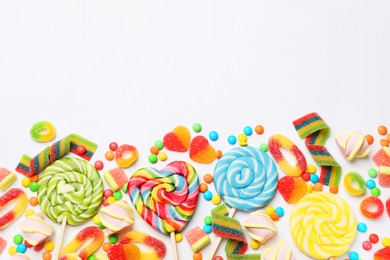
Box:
[343,171,366,196]
[268,134,307,177]
[118,230,166,259]
[115,144,139,168]
[360,196,384,220]
[30,121,56,143]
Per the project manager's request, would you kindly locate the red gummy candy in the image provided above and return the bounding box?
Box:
[163,126,191,152]
[360,196,384,220]
[374,247,390,260]
[278,176,307,203]
[189,136,216,163]
[107,244,140,260]
[373,147,390,166]
[386,198,390,218]
[0,236,6,255]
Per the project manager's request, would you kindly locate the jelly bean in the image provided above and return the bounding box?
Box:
[243,126,253,136]
[227,135,237,145]
[269,213,280,221]
[209,131,219,141]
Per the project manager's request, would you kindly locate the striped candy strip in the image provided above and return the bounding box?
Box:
[211,204,259,260]
[16,134,98,177]
[293,113,341,187]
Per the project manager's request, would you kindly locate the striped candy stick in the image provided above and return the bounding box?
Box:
[16,134,98,177]
[293,113,342,189]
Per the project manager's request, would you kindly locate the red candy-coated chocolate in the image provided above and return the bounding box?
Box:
[94,160,104,170]
[301,172,310,181]
[76,146,86,155]
[370,234,379,244]
[363,240,372,250]
[360,196,384,220]
[109,142,118,152]
[103,189,113,198]
[374,247,390,260]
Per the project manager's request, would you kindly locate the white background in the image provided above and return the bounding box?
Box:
[1,1,390,259]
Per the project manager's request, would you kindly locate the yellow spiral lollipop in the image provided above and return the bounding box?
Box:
[290,192,357,259]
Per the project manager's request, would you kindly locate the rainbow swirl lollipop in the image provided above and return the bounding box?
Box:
[213,146,278,211]
[128,161,199,235]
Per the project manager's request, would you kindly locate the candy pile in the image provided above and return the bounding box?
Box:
[1,115,390,260]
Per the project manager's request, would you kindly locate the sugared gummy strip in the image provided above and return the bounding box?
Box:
[293,112,342,189]
[16,134,98,177]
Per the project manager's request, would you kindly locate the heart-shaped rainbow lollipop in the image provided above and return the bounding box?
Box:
[128,161,199,260]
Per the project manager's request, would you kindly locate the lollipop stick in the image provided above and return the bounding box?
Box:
[170,231,179,260]
[54,216,67,260]
[208,208,236,260]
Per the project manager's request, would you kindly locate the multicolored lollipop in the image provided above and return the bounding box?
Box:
[128,161,199,260]
[37,158,103,259]
[210,146,278,259]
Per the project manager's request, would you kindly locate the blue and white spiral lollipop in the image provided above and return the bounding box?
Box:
[213,146,278,211]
